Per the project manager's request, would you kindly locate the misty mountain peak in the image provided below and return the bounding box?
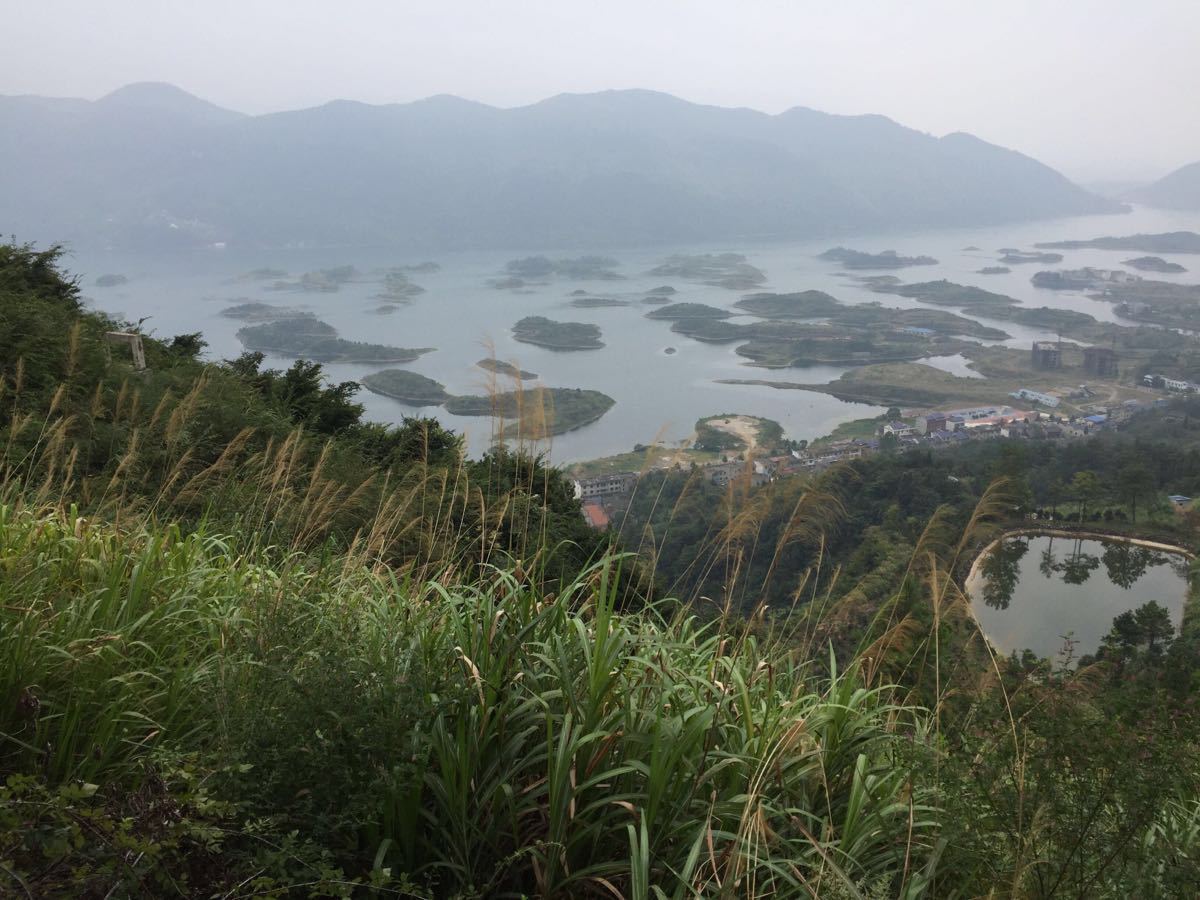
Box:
[97,81,244,123]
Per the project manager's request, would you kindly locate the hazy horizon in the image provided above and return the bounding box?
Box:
[6,0,1200,185]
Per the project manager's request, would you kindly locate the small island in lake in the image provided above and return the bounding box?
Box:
[505,255,622,280]
[674,292,1009,347]
[693,414,783,452]
[445,387,616,437]
[649,253,766,289]
[1034,231,1200,253]
[977,266,1011,275]
[569,296,630,308]
[488,276,528,290]
[1122,256,1186,273]
[733,328,974,368]
[95,273,129,287]
[818,247,938,269]
[512,316,604,350]
[869,279,1018,312]
[1030,268,1132,290]
[267,265,359,293]
[220,302,312,321]
[237,317,336,349]
[238,267,289,281]
[645,302,732,320]
[375,270,425,301]
[735,290,842,319]
[868,278,1112,338]
[833,303,1009,339]
[646,285,677,296]
[394,261,440,273]
[236,317,433,363]
[999,250,1064,264]
[477,359,537,380]
[361,370,449,406]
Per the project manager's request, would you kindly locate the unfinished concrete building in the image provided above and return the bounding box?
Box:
[1031,341,1062,370]
[1083,346,1118,377]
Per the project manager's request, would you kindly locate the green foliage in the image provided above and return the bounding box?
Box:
[230,351,366,434]
[934,671,1200,897]
[0,505,938,896]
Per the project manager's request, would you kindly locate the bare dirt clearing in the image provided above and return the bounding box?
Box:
[706,415,766,449]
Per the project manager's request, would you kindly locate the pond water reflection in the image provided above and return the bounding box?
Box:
[967,534,1189,663]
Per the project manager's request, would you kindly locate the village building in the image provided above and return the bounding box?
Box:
[573,472,637,500]
[797,440,867,468]
[708,461,770,487]
[879,420,916,438]
[917,412,948,434]
[1010,387,1060,408]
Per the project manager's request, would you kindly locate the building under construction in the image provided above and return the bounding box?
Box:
[1083,346,1118,376]
[1031,341,1062,370]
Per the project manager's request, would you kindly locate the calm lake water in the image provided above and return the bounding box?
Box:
[967,534,1189,663]
[70,204,1200,462]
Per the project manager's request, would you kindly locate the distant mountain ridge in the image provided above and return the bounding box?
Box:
[0,82,1122,251]
[1132,161,1200,211]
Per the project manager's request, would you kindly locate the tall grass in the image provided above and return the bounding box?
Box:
[0,503,939,896]
[1,350,588,591]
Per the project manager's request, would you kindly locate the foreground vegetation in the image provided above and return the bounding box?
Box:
[1,506,944,896]
[2,241,1199,896]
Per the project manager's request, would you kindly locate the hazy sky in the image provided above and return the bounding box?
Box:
[6,0,1199,183]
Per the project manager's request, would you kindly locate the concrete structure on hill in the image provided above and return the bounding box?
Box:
[104,331,147,370]
[1031,341,1062,370]
[1083,346,1118,377]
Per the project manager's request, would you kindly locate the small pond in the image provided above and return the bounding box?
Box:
[967,534,1190,663]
